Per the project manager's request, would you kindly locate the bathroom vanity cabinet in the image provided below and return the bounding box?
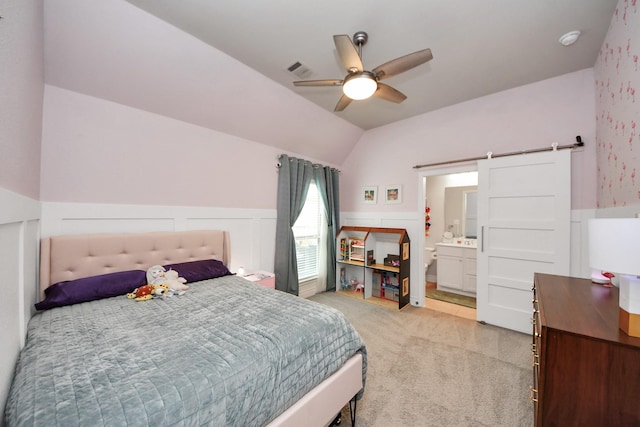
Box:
[337,226,410,309]
[435,243,476,296]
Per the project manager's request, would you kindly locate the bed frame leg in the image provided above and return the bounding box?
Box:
[349,395,357,426]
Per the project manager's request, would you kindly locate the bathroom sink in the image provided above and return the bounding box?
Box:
[463,239,477,248]
[437,239,477,248]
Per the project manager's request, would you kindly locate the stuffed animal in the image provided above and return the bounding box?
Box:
[126,283,170,301]
[147,265,168,286]
[152,283,170,298]
[164,269,189,291]
[127,266,182,301]
[143,265,188,297]
[127,284,156,301]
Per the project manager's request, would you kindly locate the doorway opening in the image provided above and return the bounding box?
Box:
[418,164,478,318]
[417,150,572,330]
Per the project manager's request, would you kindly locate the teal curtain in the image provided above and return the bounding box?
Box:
[315,166,340,291]
[274,155,314,295]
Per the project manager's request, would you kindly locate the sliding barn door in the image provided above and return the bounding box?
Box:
[476,150,571,333]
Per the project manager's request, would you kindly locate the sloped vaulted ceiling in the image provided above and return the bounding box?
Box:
[44,0,616,164]
[44,0,363,165]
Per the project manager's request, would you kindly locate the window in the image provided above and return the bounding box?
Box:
[292,181,323,281]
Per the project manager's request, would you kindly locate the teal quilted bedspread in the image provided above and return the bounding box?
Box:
[5,275,366,426]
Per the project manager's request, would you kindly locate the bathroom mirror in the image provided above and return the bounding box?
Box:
[463,190,478,238]
[444,185,477,239]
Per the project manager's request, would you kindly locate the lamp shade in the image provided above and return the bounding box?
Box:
[342,72,377,100]
[588,218,640,276]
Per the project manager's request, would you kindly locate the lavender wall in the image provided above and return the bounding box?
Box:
[594,0,640,209]
[0,0,44,198]
[340,69,598,212]
[41,85,339,209]
[41,85,276,207]
[43,68,599,213]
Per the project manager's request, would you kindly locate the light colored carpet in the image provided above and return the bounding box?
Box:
[309,292,533,427]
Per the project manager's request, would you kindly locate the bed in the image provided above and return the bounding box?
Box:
[4,230,366,426]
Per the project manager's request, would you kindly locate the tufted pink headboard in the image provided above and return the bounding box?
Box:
[40,230,230,296]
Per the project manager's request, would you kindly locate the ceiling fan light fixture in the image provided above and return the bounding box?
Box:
[342,72,377,100]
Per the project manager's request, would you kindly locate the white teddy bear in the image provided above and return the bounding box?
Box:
[146,265,189,295]
[164,269,189,291]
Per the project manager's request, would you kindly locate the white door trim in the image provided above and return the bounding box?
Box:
[417,163,478,311]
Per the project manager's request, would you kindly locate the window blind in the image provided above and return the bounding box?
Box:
[293,182,323,281]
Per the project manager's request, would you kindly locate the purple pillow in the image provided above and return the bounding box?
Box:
[35,270,147,311]
[163,259,231,283]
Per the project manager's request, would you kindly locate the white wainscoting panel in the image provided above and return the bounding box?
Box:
[299,278,322,299]
[41,202,277,274]
[570,209,596,279]
[22,220,40,334]
[0,188,40,418]
[596,204,640,219]
[0,222,22,418]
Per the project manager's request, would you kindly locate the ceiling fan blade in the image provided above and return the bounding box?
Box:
[333,35,363,73]
[374,83,407,103]
[334,94,353,112]
[372,48,433,81]
[293,79,343,87]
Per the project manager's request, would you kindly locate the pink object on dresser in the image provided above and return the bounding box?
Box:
[242,271,275,289]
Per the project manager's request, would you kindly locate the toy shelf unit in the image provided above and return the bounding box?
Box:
[337,228,368,293]
[337,229,367,267]
[336,226,410,309]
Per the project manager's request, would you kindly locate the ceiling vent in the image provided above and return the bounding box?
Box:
[287,61,313,79]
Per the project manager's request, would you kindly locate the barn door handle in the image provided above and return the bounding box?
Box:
[481,226,485,252]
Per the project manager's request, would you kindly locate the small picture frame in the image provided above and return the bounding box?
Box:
[362,186,377,204]
[384,185,402,204]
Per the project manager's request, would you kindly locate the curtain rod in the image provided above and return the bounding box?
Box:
[412,136,584,170]
[277,154,341,172]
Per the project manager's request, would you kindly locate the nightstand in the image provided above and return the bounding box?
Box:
[241,270,275,289]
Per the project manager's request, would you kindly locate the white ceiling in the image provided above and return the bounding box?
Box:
[125,0,616,130]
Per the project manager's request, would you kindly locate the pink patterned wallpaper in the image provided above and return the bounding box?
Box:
[595,0,640,208]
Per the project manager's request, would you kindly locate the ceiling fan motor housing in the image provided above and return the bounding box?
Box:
[353,31,368,46]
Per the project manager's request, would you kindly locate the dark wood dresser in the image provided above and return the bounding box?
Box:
[532,273,640,426]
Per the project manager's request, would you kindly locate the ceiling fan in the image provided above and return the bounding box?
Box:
[293,31,433,112]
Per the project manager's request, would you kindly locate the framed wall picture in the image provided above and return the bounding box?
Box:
[362,186,377,204]
[384,185,402,204]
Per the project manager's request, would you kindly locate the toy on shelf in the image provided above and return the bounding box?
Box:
[425,206,431,236]
[353,280,364,292]
[349,239,365,262]
[340,238,349,260]
[339,267,351,290]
